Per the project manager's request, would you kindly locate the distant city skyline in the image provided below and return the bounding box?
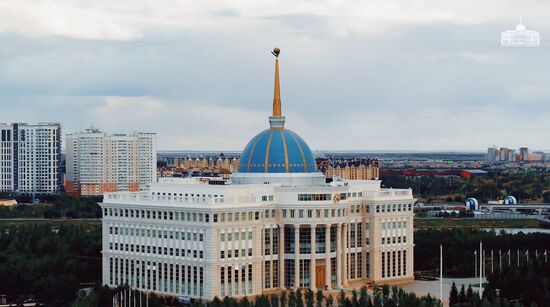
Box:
[1,2,550,151]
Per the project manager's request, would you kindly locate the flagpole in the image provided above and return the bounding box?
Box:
[474,250,477,278]
[440,244,443,302]
[479,241,483,299]
[499,249,502,273]
[491,249,494,274]
[481,250,487,276]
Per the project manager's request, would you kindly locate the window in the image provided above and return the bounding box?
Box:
[297,193,331,201]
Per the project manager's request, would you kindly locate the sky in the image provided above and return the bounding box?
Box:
[0,0,549,151]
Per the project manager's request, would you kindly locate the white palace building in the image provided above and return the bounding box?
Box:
[101,48,416,300]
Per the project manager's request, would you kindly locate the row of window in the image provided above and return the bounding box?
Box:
[297,193,332,201]
[105,208,210,223]
[381,236,407,245]
[261,195,274,201]
[381,221,408,230]
[219,231,253,242]
[152,191,224,198]
[214,211,259,222]
[381,250,407,278]
[109,226,204,242]
[109,243,204,259]
[281,208,346,219]
[109,257,204,296]
[220,264,253,296]
[105,207,261,224]
[220,248,253,259]
[376,203,412,213]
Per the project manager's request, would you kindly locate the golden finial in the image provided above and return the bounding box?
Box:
[272,47,282,117]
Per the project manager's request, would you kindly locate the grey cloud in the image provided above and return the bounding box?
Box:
[0,4,549,151]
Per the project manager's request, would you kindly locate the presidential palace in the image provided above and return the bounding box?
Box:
[100,48,416,300]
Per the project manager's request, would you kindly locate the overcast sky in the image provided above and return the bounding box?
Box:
[0,1,548,151]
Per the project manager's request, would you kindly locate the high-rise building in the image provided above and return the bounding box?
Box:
[101,49,415,300]
[486,147,497,162]
[529,151,545,161]
[508,149,516,162]
[519,147,529,161]
[499,147,509,161]
[0,123,62,194]
[66,128,157,196]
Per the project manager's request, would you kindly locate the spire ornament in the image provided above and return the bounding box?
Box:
[269,47,285,129]
[272,47,282,117]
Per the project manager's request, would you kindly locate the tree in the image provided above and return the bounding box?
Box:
[449,282,459,306]
[381,285,390,304]
[459,284,466,304]
[271,294,280,307]
[305,289,314,307]
[466,284,474,303]
[211,297,222,307]
[351,289,359,307]
[255,295,269,307]
[288,290,296,307]
[316,290,324,307]
[359,286,369,307]
[280,291,287,307]
[326,296,334,307]
[241,297,252,307]
[337,290,346,307]
[296,288,304,307]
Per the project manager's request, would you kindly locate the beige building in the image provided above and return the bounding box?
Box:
[101,48,414,300]
[66,128,157,196]
[320,159,380,181]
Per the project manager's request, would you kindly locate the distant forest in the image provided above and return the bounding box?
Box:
[381,169,550,203]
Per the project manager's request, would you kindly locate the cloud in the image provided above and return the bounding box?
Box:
[89,96,266,150]
[1,1,549,40]
[0,1,549,151]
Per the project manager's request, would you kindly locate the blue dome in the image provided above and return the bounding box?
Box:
[239,128,316,173]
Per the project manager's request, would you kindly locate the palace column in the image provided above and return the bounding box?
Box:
[342,223,348,287]
[325,224,331,290]
[336,224,342,288]
[294,224,300,288]
[310,224,317,291]
[279,224,285,289]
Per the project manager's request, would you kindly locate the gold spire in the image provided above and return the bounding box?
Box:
[272,47,282,117]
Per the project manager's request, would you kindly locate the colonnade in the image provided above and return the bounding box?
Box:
[277,223,350,290]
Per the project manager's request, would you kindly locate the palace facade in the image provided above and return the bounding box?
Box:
[100,49,415,300]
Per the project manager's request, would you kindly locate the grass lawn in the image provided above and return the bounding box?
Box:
[414,218,547,229]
